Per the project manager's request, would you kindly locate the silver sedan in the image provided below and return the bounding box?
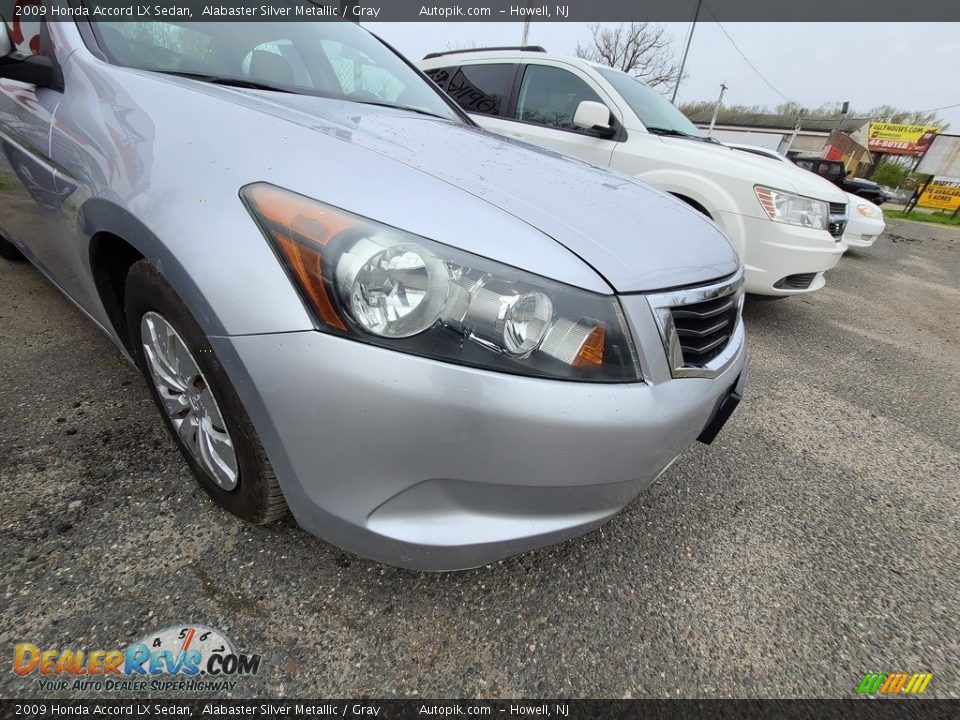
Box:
[0,13,746,570]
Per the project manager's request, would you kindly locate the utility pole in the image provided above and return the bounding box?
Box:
[827,100,849,158]
[784,114,803,154]
[520,0,531,45]
[671,0,702,104]
[341,0,359,22]
[707,82,727,137]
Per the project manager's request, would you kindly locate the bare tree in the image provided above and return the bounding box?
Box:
[445,40,480,51]
[576,23,683,91]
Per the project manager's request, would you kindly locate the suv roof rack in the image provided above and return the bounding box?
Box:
[423,46,546,60]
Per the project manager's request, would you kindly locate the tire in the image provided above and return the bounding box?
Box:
[0,233,25,261]
[125,260,287,524]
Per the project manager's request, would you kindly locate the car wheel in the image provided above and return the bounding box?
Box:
[125,259,288,524]
[0,233,25,260]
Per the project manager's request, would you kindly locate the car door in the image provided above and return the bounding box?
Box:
[492,63,618,170]
[0,16,63,265]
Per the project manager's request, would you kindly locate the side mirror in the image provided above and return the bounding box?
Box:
[0,18,58,89]
[0,53,56,87]
[573,100,614,136]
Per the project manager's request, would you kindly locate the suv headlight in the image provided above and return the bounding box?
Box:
[242,183,641,382]
[755,186,828,230]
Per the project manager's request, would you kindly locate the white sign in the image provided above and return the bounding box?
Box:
[917,134,960,178]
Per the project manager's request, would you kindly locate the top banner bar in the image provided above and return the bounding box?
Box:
[12,0,960,22]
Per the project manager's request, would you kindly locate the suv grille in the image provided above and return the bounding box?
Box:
[646,270,745,379]
[669,295,739,366]
[828,201,847,241]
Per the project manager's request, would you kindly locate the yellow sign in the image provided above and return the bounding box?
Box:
[918,178,960,211]
[868,122,939,155]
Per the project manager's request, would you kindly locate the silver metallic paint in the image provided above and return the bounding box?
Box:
[0,18,745,569]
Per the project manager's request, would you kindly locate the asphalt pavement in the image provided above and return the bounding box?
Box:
[1,218,958,699]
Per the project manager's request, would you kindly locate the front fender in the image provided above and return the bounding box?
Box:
[633,168,747,257]
[77,196,314,339]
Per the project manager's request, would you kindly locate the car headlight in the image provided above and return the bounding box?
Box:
[754,186,828,230]
[856,202,883,220]
[242,183,641,382]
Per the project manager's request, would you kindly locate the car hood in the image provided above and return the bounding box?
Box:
[221,91,739,292]
[659,136,849,204]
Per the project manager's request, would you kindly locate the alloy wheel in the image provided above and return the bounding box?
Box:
[140,311,239,491]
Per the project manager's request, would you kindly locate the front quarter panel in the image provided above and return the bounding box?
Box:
[49,51,318,338]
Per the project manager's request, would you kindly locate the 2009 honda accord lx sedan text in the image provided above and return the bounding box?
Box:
[0,13,747,570]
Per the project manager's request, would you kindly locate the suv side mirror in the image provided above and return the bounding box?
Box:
[573,100,614,136]
[0,16,58,88]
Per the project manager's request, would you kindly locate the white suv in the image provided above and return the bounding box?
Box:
[420,47,849,296]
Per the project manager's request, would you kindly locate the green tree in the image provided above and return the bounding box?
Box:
[866,105,945,128]
[870,161,909,188]
[679,101,949,131]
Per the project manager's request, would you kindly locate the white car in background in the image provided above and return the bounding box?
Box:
[840,196,885,248]
[421,48,850,297]
[727,144,885,249]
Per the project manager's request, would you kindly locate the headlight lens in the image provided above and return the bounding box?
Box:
[856,202,883,220]
[242,183,641,382]
[755,186,828,230]
[337,239,450,338]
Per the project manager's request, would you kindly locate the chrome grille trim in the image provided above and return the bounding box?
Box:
[646,268,745,379]
[828,201,848,241]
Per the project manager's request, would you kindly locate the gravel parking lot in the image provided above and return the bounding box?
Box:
[1,218,958,699]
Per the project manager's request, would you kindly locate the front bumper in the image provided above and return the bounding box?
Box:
[210,293,746,571]
[721,211,846,296]
[843,216,885,248]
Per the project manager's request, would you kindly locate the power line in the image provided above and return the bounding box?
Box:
[703,3,793,104]
[915,101,960,113]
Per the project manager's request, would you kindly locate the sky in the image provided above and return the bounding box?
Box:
[367,22,960,130]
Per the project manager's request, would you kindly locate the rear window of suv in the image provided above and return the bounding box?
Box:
[436,64,514,116]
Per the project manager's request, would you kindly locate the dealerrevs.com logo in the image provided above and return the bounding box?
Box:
[13,624,261,693]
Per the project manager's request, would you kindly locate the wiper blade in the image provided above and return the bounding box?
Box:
[152,70,296,94]
[352,100,449,119]
[646,126,698,138]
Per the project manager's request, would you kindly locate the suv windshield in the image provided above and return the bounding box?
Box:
[88,16,461,121]
[596,67,705,139]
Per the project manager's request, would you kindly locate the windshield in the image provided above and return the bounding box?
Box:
[596,67,705,138]
[88,17,461,121]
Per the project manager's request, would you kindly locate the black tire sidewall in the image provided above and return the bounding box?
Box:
[124,260,278,523]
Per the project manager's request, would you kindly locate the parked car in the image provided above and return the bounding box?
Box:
[881,185,912,205]
[727,144,886,248]
[420,47,849,296]
[790,156,887,205]
[842,197,886,248]
[0,17,747,570]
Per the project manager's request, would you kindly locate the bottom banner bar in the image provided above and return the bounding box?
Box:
[2,699,960,720]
